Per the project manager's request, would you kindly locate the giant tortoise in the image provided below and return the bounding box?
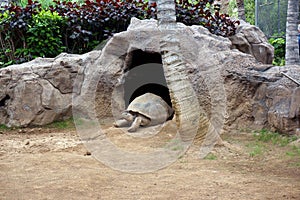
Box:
[113,93,174,132]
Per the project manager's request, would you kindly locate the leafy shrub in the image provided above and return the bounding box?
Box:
[19,9,66,59]
[49,0,152,53]
[269,36,285,66]
[0,0,42,66]
[176,0,239,37]
[1,0,239,67]
[244,0,255,25]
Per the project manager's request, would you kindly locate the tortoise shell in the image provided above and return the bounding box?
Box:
[127,93,173,125]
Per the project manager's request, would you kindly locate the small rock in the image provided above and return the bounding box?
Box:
[84,151,91,156]
[18,129,26,133]
[24,140,30,145]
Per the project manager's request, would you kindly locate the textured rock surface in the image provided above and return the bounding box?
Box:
[0,18,299,135]
[0,52,100,126]
[252,66,300,134]
[229,20,274,64]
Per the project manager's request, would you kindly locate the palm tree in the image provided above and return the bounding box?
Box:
[236,0,246,21]
[156,0,201,143]
[285,0,300,65]
[156,0,222,157]
[217,0,230,14]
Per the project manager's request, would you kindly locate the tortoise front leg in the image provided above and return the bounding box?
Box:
[127,116,142,132]
[114,119,130,127]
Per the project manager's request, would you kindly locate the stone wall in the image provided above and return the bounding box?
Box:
[0,18,299,135]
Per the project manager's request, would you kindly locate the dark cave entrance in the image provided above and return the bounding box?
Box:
[123,50,173,115]
[0,95,10,107]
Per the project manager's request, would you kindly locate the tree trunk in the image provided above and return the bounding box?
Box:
[217,0,230,14]
[156,0,201,143]
[156,0,221,157]
[285,0,300,65]
[236,0,246,21]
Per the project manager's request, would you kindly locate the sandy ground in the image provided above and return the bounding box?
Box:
[0,124,300,200]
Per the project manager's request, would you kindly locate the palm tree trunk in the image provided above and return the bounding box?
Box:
[217,0,230,14]
[156,0,221,152]
[156,0,202,143]
[236,0,246,21]
[285,0,300,65]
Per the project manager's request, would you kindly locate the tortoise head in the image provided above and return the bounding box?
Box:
[122,111,135,122]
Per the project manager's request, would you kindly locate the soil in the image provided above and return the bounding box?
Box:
[1,123,300,200]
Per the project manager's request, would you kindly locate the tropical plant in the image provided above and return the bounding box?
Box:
[0,0,42,66]
[269,35,285,66]
[21,9,65,59]
[1,0,239,67]
[227,0,254,24]
[244,0,254,24]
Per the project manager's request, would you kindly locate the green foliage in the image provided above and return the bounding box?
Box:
[204,153,217,160]
[18,0,87,8]
[244,0,255,25]
[0,124,10,131]
[1,0,239,67]
[247,129,298,157]
[247,142,265,157]
[268,36,285,66]
[286,145,300,167]
[25,9,65,58]
[254,129,297,147]
[228,0,238,18]
[228,0,254,25]
[286,145,300,157]
[45,118,75,129]
[0,0,42,66]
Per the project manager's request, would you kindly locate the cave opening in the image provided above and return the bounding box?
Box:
[124,50,173,118]
[0,95,10,107]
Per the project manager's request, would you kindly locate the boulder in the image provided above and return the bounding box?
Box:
[0,18,299,136]
[0,52,100,126]
[229,20,274,64]
[253,66,300,134]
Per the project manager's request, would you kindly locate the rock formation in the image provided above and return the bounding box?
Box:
[0,52,100,126]
[0,18,299,135]
[229,20,274,64]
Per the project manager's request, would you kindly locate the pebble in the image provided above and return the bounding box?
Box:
[18,129,26,133]
[24,139,30,145]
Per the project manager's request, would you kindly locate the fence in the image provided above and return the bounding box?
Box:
[255,0,288,38]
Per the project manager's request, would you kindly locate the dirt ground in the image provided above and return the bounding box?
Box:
[1,123,300,200]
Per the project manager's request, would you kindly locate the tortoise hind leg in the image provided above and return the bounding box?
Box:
[127,116,142,132]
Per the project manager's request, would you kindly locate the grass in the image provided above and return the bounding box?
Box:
[253,129,297,147]
[0,118,75,132]
[204,153,217,160]
[286,146,300,158]
[0,124,11,131]
[44,118,75,129]
[246,142,266,157]
[286,146,300,167]
[246,129,299,163]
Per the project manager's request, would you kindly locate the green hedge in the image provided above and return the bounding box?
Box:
[0,0,239,67]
